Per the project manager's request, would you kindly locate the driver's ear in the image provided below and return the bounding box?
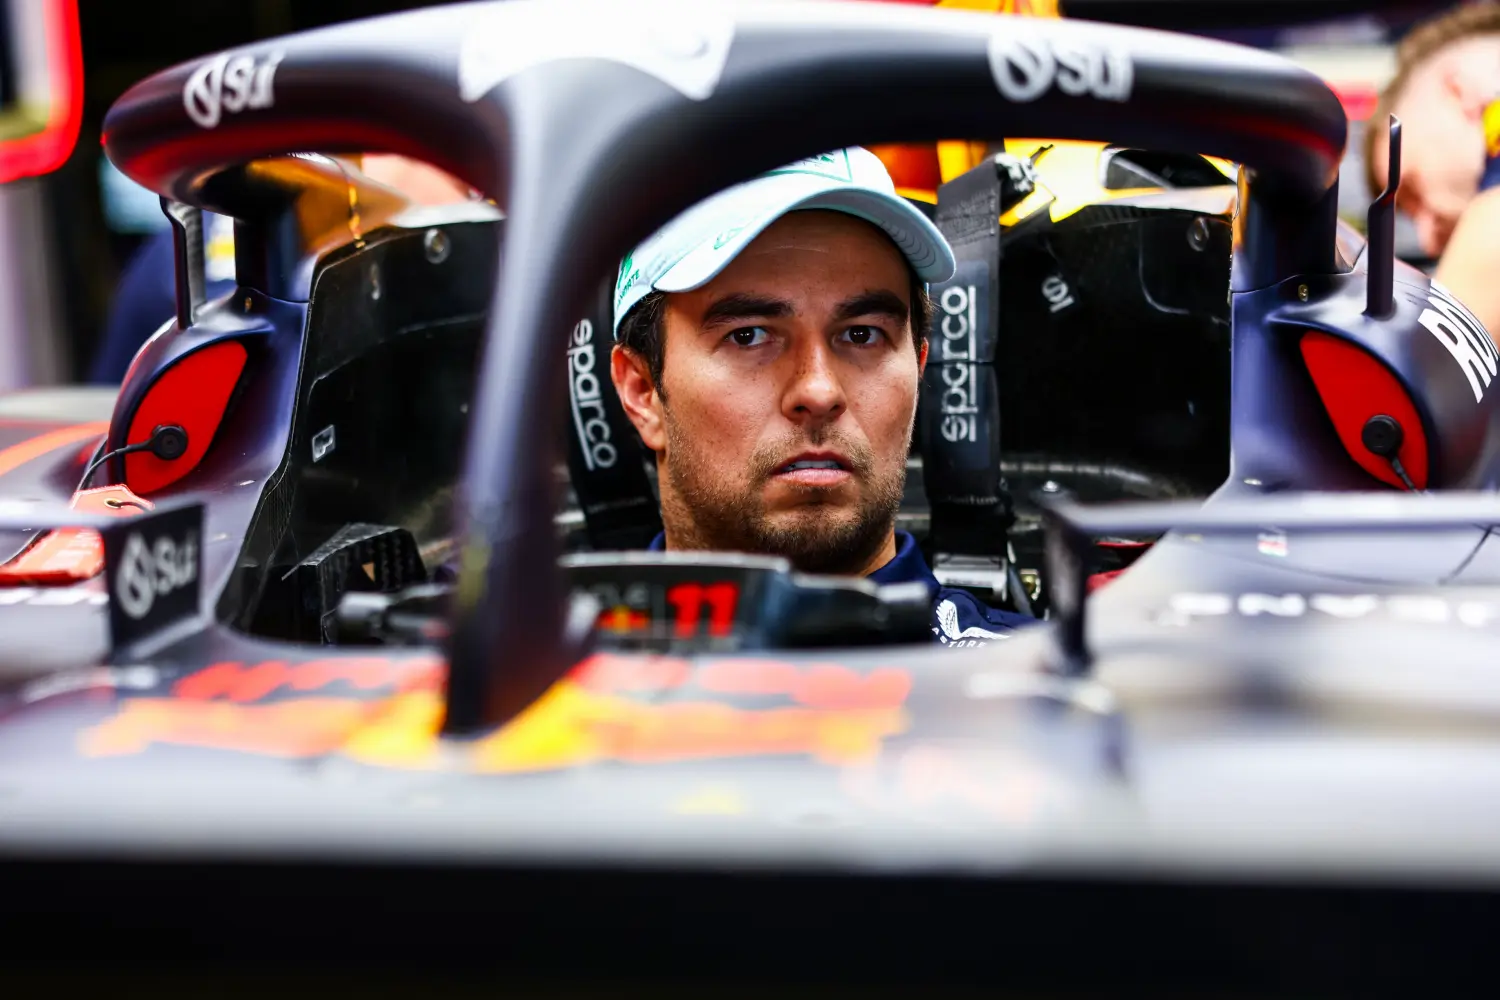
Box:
[611,344,666,452]
[916,334,928,378]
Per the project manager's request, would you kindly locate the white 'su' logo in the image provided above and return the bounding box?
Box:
[117,533,156,621]
[183,51,284,129]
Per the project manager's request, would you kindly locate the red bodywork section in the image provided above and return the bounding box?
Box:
[1300,330,1429,490]
[124,340,248,495]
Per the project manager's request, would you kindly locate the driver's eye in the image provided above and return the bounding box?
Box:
[728,326,770,347]
[841,325,883,346]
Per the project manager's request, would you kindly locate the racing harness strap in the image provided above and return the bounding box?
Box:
[564,275,662,550]
[921,155,1030,566]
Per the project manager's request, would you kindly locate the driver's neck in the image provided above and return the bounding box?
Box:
[659,523,898,579]
[854,530,898,577]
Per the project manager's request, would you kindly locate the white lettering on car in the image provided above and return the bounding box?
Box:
[568,319,618,472]
[311,425,336,463]
[1041,274,1075,313]
[115,529,199,622]
[1307,594,1380,619]
[1161,591,1500,628]
[1237,592,1306,617]
[937,284,979,444]
[183,50,284,129]
[1419,281,1499,403]
[990,32,1133,104]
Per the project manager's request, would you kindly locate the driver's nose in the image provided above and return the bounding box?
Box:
[781,335,845,426]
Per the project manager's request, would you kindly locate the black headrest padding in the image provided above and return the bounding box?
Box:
[563,275,662,550]
[919,157,1012,557]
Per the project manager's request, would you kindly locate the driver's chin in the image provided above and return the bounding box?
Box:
[750,484,896,575]
[753,514,881,576]
[760,499,862,536]
[758,473,867,524]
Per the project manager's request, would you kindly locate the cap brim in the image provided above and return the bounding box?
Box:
[652,175,955,295]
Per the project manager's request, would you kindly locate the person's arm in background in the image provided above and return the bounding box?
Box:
[1434,185,1500,336]
[91,212,238,385]
[88,227,178,384]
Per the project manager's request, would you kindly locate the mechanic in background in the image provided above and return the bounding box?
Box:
[91,155,470,383]
[610,148,1034,646]
[1366,2,1500,336]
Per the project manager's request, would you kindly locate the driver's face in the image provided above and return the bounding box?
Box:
[618,210,926,576]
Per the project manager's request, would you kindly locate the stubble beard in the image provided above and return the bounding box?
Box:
[658,408,908,576]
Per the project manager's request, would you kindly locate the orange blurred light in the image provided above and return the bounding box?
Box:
[0,0,84,184]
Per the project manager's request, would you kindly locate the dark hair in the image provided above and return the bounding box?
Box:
[1364,1,1500,196]
[617,268,934,392]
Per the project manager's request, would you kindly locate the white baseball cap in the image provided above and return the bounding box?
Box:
[613,146,956,336]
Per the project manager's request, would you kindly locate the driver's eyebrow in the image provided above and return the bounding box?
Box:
[831,290,909,325]
[699,293,794,329]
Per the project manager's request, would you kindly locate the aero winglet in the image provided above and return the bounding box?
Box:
[1365,115,1401,319]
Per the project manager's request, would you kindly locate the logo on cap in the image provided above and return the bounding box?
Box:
[768,150,856,183]
[616,252,641,311]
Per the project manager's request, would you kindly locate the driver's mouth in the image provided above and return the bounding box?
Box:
[773,453,853,487]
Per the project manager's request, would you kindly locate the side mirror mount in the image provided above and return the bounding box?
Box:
[162,197,206,330]
[1365,114,1401,319]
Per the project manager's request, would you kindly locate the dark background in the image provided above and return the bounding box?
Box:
[47,0,1452,382]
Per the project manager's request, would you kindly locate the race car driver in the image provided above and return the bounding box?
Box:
[610,147,1035,646]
